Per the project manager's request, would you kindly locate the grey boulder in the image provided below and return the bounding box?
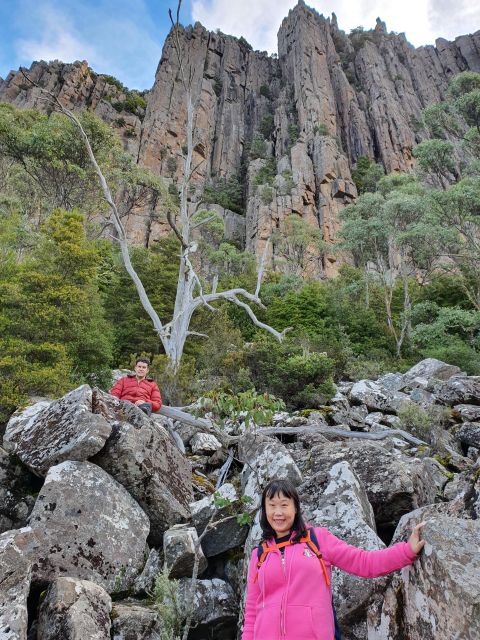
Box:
[164,524,207,578]
[238,434,302,508]
[309,441,438,531]
[0,527,38,640]
[401,358,460,388]
[28,461,149,593]
[3,387,111,476]
[435,375,480,405]
[111,602,163,640]
[92,390,193,545]
[37,577,112,640]
[368,506,480,640]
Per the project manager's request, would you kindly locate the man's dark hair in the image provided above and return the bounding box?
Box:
[259,478,307,542]
[135,357,150,366]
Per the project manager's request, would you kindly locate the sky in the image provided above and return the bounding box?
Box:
[0,0,479,91]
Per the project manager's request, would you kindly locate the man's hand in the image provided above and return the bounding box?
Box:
[134,400,145,406]
[408,521,427,554]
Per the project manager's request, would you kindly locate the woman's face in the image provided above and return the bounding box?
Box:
[265,491,296,537]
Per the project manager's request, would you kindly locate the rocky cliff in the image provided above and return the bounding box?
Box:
[1,1,480,275]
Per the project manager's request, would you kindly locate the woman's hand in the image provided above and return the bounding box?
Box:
[408,521,427,554]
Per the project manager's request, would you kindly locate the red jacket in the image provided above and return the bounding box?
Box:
[110,375,162,412]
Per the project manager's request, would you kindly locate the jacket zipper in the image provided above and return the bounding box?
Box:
[280,550,286,638]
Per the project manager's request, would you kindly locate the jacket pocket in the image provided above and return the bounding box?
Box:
[254,602,282,640]
[284,604,316,639]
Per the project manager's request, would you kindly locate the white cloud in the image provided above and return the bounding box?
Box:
[17,6,98,65]
[192,0,480,53]
[12,0,164,90]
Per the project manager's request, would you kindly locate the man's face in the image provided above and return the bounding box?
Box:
[134,361,149,379]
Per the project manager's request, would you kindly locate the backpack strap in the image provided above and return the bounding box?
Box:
[299,528,331,587]
[254,529,330,587]
[254,540,292,582]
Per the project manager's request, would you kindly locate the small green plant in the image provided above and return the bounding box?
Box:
[238,36,253,50]
[254,158,277,187]
[198,388,285,428]
[314,123,329,136]
[212,492,254,525]
[101,74,125,92]
[260,114,275,139]
[249,134,268,159]
[166,156,177,174]
[259,184,274,205]
[397,403,448,443]
[153,567,183,640]
[288,123,300,144]
[259,84,271,99]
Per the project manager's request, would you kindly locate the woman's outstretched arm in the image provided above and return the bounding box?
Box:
[319,522,425,578]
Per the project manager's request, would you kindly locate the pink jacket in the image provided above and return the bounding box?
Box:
[242,527,417,640]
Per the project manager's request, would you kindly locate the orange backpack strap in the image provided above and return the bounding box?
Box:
[253,539,293,582]
[299,528,331,587]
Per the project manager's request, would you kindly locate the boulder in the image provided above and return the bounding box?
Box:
[238,434,302,508]
[28,461,149,593]
[401,358,461,388]
[309,441,438,534]
[2,400,51,451]
[0,527,38,640]
[0,447,39,534]
[37,577,112,640]
[368,506,480,640]
[453,404,480,422]
[435,375,480,405]
[200,514,249,558]
[3,387,111,476]
[132,549,161,597]
[164,524,207,578]
[349,380,411,413]
[92,390,193,545]
[456,422,480,449]
[190,483,238,532]
[300,462,387,631]
[190,432,222,454]
[111,602,163,640]
[178,578,237,637]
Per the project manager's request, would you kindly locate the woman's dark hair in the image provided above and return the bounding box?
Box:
[259,478,307,542]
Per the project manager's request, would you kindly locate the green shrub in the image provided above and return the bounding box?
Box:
[246,338,336,409]
[198,388,285,428]
[314,123,329,136]
[259,84,271,99]
[148,354,197,406]
[166,156,177,173]
[153,567,183,640]
[254,158,277,186]
[397,403,448,444]
[260,114,275,139]
[202,175,244,214]
[288,124,300,144]
[249,134,268,160]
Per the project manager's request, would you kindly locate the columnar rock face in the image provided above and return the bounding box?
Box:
[1,3,479,275]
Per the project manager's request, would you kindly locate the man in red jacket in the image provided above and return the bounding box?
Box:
[110,358,162,416]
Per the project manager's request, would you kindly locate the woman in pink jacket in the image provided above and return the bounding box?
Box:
[242,479,425,640]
